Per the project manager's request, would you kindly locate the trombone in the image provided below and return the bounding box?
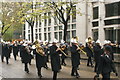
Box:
[56,45,68,57]
[76,44,87,55]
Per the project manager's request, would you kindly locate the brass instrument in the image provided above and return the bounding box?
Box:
[73,36,87,55]
[36,44,45,56]
[76,44,87,55]
[56,45,68,57]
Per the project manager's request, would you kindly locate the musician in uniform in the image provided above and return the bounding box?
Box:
[49,39,61,80]
[34,44,45,78]
[95,45,118,80]
[21,43,31,73]
[60,43,68,66]
[43,40,49,69]
[85,37,94,67]
[70,38,80,78]
[2,43,10,64]
[93,40,103,72]
[13,43,19,61]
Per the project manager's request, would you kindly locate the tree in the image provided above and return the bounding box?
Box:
[17,2,43,42]
[43,1,81,42]
[0,2,22,40]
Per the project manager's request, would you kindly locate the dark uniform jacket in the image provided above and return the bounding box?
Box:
[97,54,117,74]
[22,47,31,63]
[13,45,19,55]
[70,44,80,67]
[93,45,103,63]
[3,44,10,58]
[35,49,45,68]
[49,45,61,72]
[85,43,94,57]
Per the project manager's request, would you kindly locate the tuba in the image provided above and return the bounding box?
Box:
[36,44,45,56]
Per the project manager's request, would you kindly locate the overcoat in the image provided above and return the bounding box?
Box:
[70,44,80,67]
[49,45,61,72]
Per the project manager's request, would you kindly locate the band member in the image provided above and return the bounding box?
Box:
[85,37,94,67]
[60,43,68,66]
[70,38,80,78]
[43,41,49,69]
[13,43,19,61]
[95,45,118,80]
[49,39,61,80]
[2,43,10,64]
[93,40,103,72]
[22,43,31,73]
[35,44,45,78]
[104,40,114,60]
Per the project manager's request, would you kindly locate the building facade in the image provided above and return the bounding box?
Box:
[23,0,120,45]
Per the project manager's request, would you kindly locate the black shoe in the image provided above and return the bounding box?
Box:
[38,74,42,78]
[44,66,48,69]
[71,73,76,76]
[26,70,29,73]
[91,65,94,67]
[76,75,80,78]
[6,62,9,64]
[63,63,66,66]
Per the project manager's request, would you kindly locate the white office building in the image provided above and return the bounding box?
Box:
[23,0,120,45]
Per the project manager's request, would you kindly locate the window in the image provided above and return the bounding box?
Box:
[92,21,99,27]
[67,25,70,29]
[59,32,62,41]
[72,6,76,22]
[54,26,58,31]
[105,28,116,42]
[54,32,58,39]
[59,26,63,30]
[104,18,120,25]
[44,28,46,32]
[39,15,41,27]
[48,12,51,26]
[28,30,30,33]
[39,33,41,40]
[92,29,98,41]
[39,29,41,32]
[44,13,47,26]
[44,33,47,41]
[54,17,57,25]
[35,34,38,39]
[72,30,76,38]
[72,24,76,29]
[48,33,51,41]
[48,27,51,31]
[35,29,38,33]
[28,34,30,41]
[105,2,120,17]
[66,31,70,42]
[93,7,99,19]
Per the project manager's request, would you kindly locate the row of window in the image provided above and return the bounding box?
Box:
[92,18,120,27]
[93,2,120,19]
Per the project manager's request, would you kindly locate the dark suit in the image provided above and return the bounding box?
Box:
[93,44,103,72]
[35,49,45,76]
[22,46,31,73]
[49,44,61,80]
[13,45,19,60]
[70,44,80,76]
[97,54,117,80]
[85,43,94,66]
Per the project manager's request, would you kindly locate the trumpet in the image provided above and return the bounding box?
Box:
[76,44,87,55]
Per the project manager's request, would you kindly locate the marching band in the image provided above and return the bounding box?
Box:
[0,37,119,80]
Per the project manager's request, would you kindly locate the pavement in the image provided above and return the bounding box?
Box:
[0,54,119,80]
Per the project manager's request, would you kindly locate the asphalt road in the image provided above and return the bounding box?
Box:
[0,54,119,80]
